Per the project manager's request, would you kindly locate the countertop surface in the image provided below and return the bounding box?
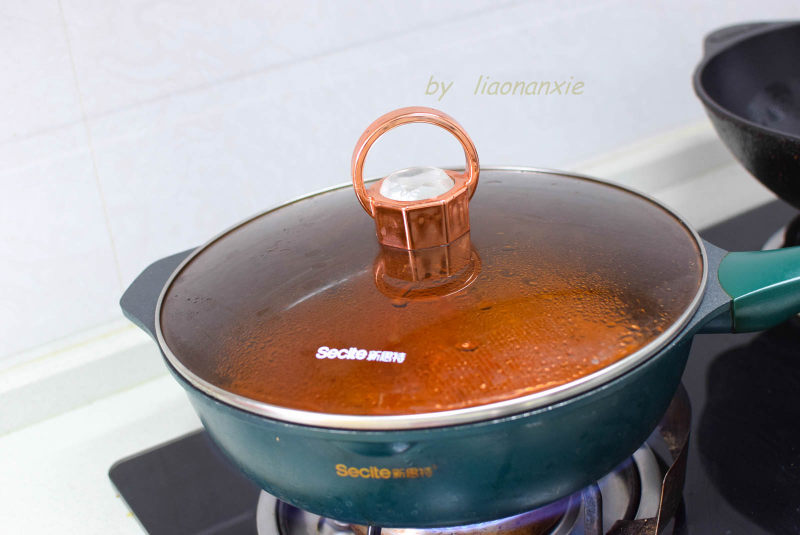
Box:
[0,376,199,534]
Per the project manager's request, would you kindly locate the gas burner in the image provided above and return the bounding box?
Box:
[256,389,689,535]
[260,492,575,535]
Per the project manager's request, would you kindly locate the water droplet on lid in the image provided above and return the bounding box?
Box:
[458,341,478,352]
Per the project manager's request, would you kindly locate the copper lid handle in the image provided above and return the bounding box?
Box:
[351,107,480,250]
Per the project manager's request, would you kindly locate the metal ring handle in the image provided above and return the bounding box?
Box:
[351,107,480,216]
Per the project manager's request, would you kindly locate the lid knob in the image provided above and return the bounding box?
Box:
[373,233,482,301]
[351,107,480,250]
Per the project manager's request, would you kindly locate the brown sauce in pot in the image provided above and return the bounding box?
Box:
[160,170,703,416]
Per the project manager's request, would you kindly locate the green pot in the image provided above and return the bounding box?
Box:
[121,168,800,527]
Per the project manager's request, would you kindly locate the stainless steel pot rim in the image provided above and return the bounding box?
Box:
[154,166,709,431]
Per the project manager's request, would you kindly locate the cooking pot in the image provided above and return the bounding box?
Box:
[120,107,800,527]
[694,20,800,208]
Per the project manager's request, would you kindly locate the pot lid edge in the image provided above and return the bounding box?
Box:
[153,166,709,431]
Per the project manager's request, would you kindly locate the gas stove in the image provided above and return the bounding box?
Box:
[109,200,800,535]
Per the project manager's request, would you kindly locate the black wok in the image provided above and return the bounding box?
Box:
[694,21,800,208]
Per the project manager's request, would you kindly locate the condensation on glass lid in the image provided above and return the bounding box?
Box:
[158,170,704,417]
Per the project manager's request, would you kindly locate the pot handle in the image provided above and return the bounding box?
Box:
[717,246,800,332]
[119,249,195,340]
[702,22,777,57]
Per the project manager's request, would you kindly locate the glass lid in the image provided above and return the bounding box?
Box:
[156,108,705,429]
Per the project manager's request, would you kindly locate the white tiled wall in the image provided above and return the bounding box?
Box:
[2,0,797,361]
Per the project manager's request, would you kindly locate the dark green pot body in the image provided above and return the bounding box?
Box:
[172,333,691,527]
[117,155,800,527]
[121,176,800,527]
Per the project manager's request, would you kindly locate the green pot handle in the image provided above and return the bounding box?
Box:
[718,246,800,332]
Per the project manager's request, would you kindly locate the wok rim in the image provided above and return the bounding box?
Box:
[693,20,800,145]
[154,166,708,431]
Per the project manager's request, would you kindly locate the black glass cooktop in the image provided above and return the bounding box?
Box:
[110,199,800,535]
[682,199,800,535]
